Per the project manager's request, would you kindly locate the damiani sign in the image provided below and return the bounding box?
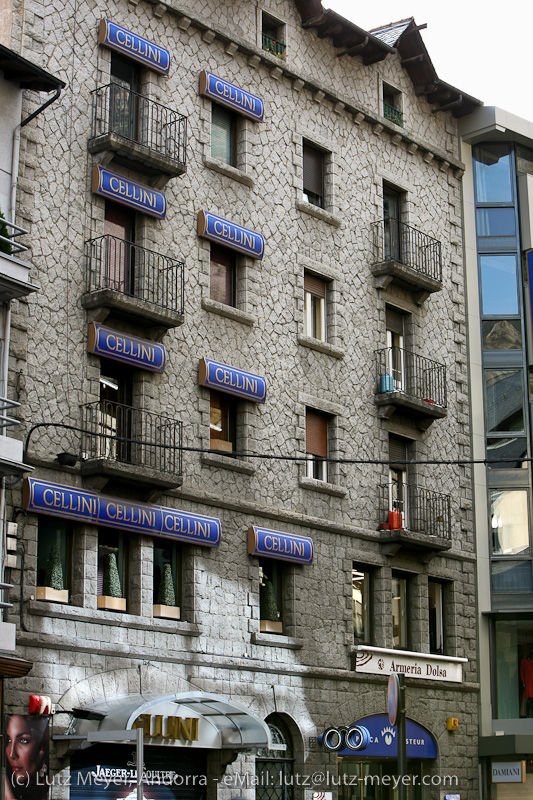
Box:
[355,646,466,683]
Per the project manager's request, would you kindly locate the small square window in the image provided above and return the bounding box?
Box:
[210,243,236,306]
[211,102,237,166]
[261,12,286,59]
[303,141,324,208]
[304,273,326,341]
[306,407,328,481]
[210,390,237,453]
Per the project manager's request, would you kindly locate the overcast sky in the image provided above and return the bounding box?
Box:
[325,1,531,120]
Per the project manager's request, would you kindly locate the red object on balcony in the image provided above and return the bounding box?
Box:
[388,510,403,530]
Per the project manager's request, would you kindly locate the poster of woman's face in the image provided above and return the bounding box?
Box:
[4,715,49,800]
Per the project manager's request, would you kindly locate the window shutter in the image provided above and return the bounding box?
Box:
[386,306,405,335]
[211,103,234,164]
[389,435,407,464]
[306,409,327,457]
[304,273,326,298]
[303,143,324,197]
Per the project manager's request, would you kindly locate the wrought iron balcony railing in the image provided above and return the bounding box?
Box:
[378,483,451,541]
[85,234,184,314]
[376,346,447,408]
[262,33,286,59]
[81,400,182,476]
[383,102,403,127]
[90,83,187,167]
[372,219,442,283]
[0,217,28,257]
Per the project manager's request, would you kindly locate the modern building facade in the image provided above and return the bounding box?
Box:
[461,108,533,798]
[1,1,481,799]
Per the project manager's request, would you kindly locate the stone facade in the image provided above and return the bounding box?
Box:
[2,1,478,799]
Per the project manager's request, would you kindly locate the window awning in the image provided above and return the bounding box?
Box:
[65,691,272,750]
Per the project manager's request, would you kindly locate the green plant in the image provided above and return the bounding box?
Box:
[102,552,122,598]
[0,212,11,255]
[157,563,176,606]
[45,543,64,590]
[260,577,280,622]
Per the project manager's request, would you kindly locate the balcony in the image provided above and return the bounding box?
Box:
[371,219,442,303]
[0,396,32,477]
[81,235,184,329]
[0,218,38,300]
[375,347,447,429]
[88,84,187,180]
[383,101,403,127]
[261,33,286,59]
[80,400,182,494]
[378,483,452,555]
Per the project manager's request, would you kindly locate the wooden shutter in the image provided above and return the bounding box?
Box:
[303,142,323,197]
[304,273,326,298]
[386,306,405,335]
[389,435,407,464]
[306,409,327,457]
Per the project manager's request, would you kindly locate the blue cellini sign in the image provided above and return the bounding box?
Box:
[88,323,166,373]
[321,714,437,760]
[23,479,221,547]
[92,166,166,219]
[197,211,264,259]
[248,526,313,564]
[199,71,264,121]
[99,19,170,74]
[199,358,267,403]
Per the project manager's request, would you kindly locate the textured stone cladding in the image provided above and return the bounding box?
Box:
[4,0,475,797]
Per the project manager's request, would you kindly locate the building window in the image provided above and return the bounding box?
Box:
[210,243,235,306]
[37,517,70,602]
[385,305,406,391]
[259,558,283,633]
[494,619,533,719]
[210,390,237,453]
[490,489,532,593]
[353,564,372,644]
[104,201,135,294]
[256,715,294,800]
[303,141,324,208]
[480,254,520,316]
[305,408,328,481]
[392,572,408,648]
[98,359,133,462]
[383,184,404,262]
[261,12,286,59]
[388,435,409,529]
[110,53,140,141]
[211,102,236,166]
[428,580,444,654]
[153,541,181,617]
[382,83,403,126]
[304,273,326,340]
[97,529,128,611]
[484,368,524,434]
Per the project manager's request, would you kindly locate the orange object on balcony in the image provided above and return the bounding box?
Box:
[388,510,403,530]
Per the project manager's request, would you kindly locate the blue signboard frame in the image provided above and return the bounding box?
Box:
[199,71,264,121]
[329,714,437,759]
[92,166,166,219]
[199,358,267,403]
[99,19,170,75]
[197,211,264,259]
[23,479,221,547]
[88,323,166,373]
[248,526,313,564]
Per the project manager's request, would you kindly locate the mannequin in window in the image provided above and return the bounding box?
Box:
[520,647,533,717]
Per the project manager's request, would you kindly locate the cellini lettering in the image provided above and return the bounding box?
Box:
[132,715,199,741]
[88,323,166,373]
[199,358,267,403]
[23,478,221,547]
[248,526,313,564]
[99,20,170,75]
[197,211,264,259]
[92,166,166,219]
[199,71,264,121]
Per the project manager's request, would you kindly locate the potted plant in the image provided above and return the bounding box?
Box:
[260,576,282,633]
[36,543,69,603]
[153,563,180,620]
[97,552,126,611]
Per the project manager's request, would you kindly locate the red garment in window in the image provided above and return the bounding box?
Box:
[520,658,533,697]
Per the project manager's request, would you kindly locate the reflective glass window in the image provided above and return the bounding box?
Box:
[492,560,533,594]
[476,207,516,237]
[474,143,513,202]
[487,437,527,469]
[480,254,519,315]
[490,489,529,556]
[485,369,524,433]
[353,565,371,644]
[494,620,533,718]
[482,319,522,350]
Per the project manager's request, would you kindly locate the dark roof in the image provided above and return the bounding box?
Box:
[0,43,65,91]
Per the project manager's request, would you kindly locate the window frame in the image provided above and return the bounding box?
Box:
[302,140,325,209]
[353,563,373,645]
[259,557,284,633]
[211,101,237,167]
[304,272,326,341]
[209,390,237,454]
[97,528,128,606]
[37,516,71,595]
[305,407,328,481]
[428,579,445,655]
[391,571,409,649]
[153,540,181,611]
[210,242,236,307]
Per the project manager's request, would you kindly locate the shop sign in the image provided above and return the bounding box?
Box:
[88,323,166,373]
[99,19,170,74]
[197,211,264,258]
[92,166,166,219]
[355,646,465,683]
[248,526,313,564]
[132,715,198,741]
[491,761,525,783]
[199,70,264,121]
[323,714,437,760]
[199,358,267,402]
[23,479,221,547]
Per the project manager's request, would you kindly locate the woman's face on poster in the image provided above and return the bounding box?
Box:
[5,716,44,782]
